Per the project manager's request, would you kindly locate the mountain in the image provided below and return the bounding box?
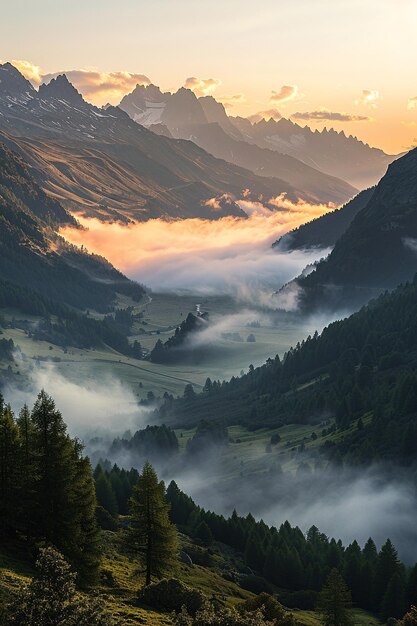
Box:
[173,121,357,205]
[198,95,243,140]
[230,116,397,189]
[294,148,417,310]
[0,63,324,222]
[274,187,375,251]
[119,84,357,206]
[0,141,143,312]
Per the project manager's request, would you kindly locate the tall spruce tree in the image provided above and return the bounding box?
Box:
[129,462,178,585]
[0,400,21,534]
[318,568,353,626]
[30,390,100,584]
[374,539,402,609]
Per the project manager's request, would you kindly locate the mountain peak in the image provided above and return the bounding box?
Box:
[38,74,85,106]
[0,62,35,97]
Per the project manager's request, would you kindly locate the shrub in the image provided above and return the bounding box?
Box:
[240,575,274,594]
[278,590,318,610]
[138,578,205,615]
[174,602,274,626]
[240,593,295,624]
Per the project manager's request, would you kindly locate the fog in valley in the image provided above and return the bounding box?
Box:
[6,361,417,563]
[8,208,413,568]
[61,210,331,301]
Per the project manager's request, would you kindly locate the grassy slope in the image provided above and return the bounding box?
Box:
[0,533,381,626]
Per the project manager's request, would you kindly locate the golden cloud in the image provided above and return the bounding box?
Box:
[355,89,380,108]
[270,85,298,103]
[408,96,417,110]
[7,59,43,85]
[42,70,151,104]
[217,93,246,108]
[247,108,282,123]
[184,76,221,97]
[291,109,370,122]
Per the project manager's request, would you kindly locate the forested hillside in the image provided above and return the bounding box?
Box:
[296,147,417,310]
[157,275,417,465]
[1,392,416,624]
[274,187,375,252]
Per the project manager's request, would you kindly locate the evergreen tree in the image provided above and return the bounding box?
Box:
[407,564,417,608]
[128,462,178,585]
[30,390,100,584]
[0,400,21,534]
[374,539,401,608]
[195,521,213,547]
[95,468,118,518]
[318,568,352,626]
[381,572,407,621]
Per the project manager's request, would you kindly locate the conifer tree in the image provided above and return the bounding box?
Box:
[381,572,407,621]
[0,400,21,534]
[129,462,178,585]
[318,568,353,626]
[374,539,401,608]
[30,390,101,584]
[95,467,118,517]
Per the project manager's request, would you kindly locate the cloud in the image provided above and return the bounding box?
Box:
[248,108,282,123]
[4,59,43,85]
[60,206,333,297]
[217,93,246,108]
[42,69,151,104]
[184,76,221,97]
[291,109,370,122]
[6,362,150,437]
[270,84,298,103]
[408,96,417,110]
[355,89,380,108]
[176,462,417,563]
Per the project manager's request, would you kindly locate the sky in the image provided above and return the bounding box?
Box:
[2,0,417,153]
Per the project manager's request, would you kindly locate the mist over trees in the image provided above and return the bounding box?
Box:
[0,390,100,586]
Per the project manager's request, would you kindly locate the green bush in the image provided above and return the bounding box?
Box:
[278,589,318,610]
[138,578,205,615]
[240,575,274,594]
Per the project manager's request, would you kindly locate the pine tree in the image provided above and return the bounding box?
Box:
[407,565,417,608]
[381,571,407,621]
[0,401,21,534]
[72,449,102,587]
[30,390,101,583]
[374,539,401,609]
[16,404,36,534]
[195,521,213,547]
[95,468,118,517]
[318,568,353,626]
[129,462,178,585]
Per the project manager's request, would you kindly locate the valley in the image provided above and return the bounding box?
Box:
[1,8,417,624]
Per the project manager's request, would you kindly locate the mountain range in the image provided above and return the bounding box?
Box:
[230,116,397,189]
[119,82,397,191]
[0,62,356,222]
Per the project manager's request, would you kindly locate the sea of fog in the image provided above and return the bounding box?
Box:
[8,208,414,562]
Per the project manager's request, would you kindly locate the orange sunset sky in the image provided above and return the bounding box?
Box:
[2,0,417,154]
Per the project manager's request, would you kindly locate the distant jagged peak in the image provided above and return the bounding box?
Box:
[38,74,86,106]
[0,61,35,96]
[130,82,166,100]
